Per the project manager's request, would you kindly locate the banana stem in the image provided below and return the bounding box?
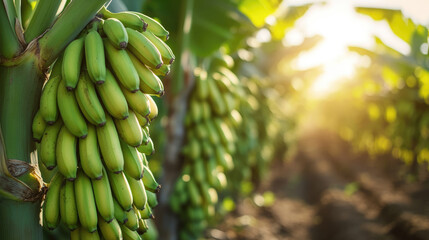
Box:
[158,1,195,240]
[38,0,109,68]
[0,56,44,239]
[0,1,21,59]
[24,0,66,43]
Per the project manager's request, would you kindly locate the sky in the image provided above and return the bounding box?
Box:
[281,0,429,97]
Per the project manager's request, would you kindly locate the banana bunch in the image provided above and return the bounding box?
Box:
[33,6,173,239]
[169,54,242,239]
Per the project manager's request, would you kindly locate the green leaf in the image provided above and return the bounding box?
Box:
[238,0,281,27]
[270,4,312,40]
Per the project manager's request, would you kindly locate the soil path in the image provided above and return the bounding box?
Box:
[211,128,429,240]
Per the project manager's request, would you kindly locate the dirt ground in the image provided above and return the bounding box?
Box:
[209,128,429,240]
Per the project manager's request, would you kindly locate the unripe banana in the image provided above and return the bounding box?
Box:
[120,224,142,240]
[114,109,143,147]
[146,190,158,209]
[57,79,88,138]
[99,7,146,32]
[141,127,150,145]
[205,120,220,145]
[141,30,175,64]
[113,197,128,224]
[127,51,164,97]
[126,28,163,70]
[70,228,80,240]
[121,140,144,180]
[135,112,149,128]
[137,137,154,156]
[187,179,201,206]
[40,75,61,124]
[50,54,63,78]
[98,215,122,240]
[56,125,78,181]
[192,158,205,183]
[91,167,115,222]
[136,218,148,235]
[120,86,151,117]
[150,63,170,77]
[129,11,169,40]
[85,30,106,84]
[75,71,106,126]
[140,202,153,219]
[96,114,124,173]
[124,207,139,231]
[96,69,129,120]
[43,172,64,230]
[79,125,103,179]
[207,77,227,116]
[104,39,140,92]
[125,174,147,210]
[40,118,63,170]
[32,110,47,142]
[147,95,158,121]
[80,227,100,240]
[195,69,209,100]
[141,165,160,193]
[59,181,78,230]
[75,170,98,232]
[62,37,85,90]
[103,18,128,49]
[139,151,149,167]
[107,170,133,211]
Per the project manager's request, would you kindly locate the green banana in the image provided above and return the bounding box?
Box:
[104,39,140,92]
[114,109,143,147]
[147,95,158,121]
[85,29,106,84]
[125,207,139,231]
[146,189,158,208]
[103,18,128,49]
[96,69,129,120]
[151,63,170,77]
[140,202,153,219]
[32,110,47,142]
[189,99,202,123]
[139,152,149,167]
[75,170,98,232]
[107,170,133,211]
[120,224,142,240]
[141,30,174,64]
[57,79,88,138]
[121,140,144,179]
[79,125,103,179]
[126,28,163,70]
[43,172,64,230]
[127,50,164,97]
[205,120,220,145]
[125,174,147,210]
[213,118,233,147]
[120,85,151,117]
[187,179,201,206]
[59,181,78,230]
[96,114,124,173]
[50,54,63,78]
[142,165,160,193]
[80,227,100,239]
[91,167,115,222]
[62,37,85,90]
[135,112,149,127]
[192,159,205,183]
[75,71,106,126]
[40,118,63,170]
[56,125,78,181]
[98,215,122,240]
[99,7,146,32]
[40,75,61,124]
[201,101,211,120]
[195,69,209,100]
[207,77,227,116]
[113,197,128,224]
[136,218,148,235]
[70,228,80,240]
[129,12,169,40]
[141,127,150,145]
[137,137,154,156]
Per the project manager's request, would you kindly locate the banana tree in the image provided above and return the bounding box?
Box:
[0,0,110,238]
